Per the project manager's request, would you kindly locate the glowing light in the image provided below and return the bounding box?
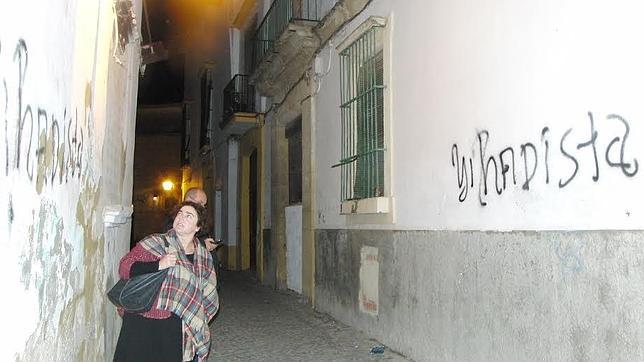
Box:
[162,180,174,191]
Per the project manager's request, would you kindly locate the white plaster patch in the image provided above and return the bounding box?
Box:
[0,271,39,360]
[359,245,379,316]
[0,176,40,359]
[286,205,303,293]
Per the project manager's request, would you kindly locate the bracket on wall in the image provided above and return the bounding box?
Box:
[112,0,139,65]
[115,0,138,53]
[104,205,134,227]
[140,0,168,66]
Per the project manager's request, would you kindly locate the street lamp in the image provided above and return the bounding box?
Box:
[162,180,174,191]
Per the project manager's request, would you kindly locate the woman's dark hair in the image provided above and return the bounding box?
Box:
[175,201,206,227]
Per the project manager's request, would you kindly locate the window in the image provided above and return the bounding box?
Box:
[337,19,386,203]
[199,69,213,148]
[182,103,191,165]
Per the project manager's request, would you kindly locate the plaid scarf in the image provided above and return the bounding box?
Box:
[140,230,219,362]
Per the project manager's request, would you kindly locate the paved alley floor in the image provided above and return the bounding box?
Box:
[208,270,411,362]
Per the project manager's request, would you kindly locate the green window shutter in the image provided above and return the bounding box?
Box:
[337,25,385,201]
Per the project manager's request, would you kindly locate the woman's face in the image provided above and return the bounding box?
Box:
[173,205,200,236]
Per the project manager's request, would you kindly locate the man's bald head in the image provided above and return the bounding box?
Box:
[184,187,207,207]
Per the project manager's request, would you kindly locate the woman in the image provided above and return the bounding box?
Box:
[114,201,219,362]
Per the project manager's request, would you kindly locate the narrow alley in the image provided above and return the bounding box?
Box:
[5,0,644,361]
[209,271,409,361]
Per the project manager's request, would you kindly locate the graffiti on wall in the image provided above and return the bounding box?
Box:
[0,39,89,190]
[450,112,638,206]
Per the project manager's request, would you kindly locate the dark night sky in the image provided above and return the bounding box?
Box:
[137,56,185,105]
[137,0,184,105]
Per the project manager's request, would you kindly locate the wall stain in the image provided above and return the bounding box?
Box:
[553,239,586,277]
[78,179,103,319]
[8,194,13,224]
[15,200,68,360]
[119,143,127,197]
[84,83,92,110]
[23,177,104,360]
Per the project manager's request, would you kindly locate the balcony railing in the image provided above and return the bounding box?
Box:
[222,74,255,124]
[252,0,337,69]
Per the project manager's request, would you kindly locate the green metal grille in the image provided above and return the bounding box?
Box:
[337,25,385,201]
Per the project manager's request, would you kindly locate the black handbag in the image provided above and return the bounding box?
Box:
[107,268,168,313]
[108,237,170,313]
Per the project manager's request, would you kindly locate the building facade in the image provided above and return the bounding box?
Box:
[217,0,644,360]
[0,0,142,359]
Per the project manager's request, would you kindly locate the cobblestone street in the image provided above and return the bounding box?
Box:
[208,271,411,361]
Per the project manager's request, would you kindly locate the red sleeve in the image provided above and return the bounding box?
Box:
[118,243,160,279]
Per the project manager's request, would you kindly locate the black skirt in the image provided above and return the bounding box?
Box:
[113,312,182,362]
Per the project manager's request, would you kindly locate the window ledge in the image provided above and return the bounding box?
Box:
[340,197,391,215]
[336,16,386,52]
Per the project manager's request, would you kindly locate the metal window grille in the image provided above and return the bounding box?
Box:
[222,74,255,124]
[199,70,212,148]
[182,103,191,165]
[337,25,385,201]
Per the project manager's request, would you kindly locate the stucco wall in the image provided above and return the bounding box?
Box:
[0,0,141,360]
[311,0,644,361]
[315,230,644,361]
[314,0,644,231]
[316,229,644,361]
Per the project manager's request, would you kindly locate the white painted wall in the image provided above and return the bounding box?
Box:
[0,0,141,359]
[229,28,241,77]
[285,205,303,293]
[314,0,644,231]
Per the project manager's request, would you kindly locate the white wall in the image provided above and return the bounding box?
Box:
[0,0,141,359]
[314,0,644,231]
[285,205,303,293]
